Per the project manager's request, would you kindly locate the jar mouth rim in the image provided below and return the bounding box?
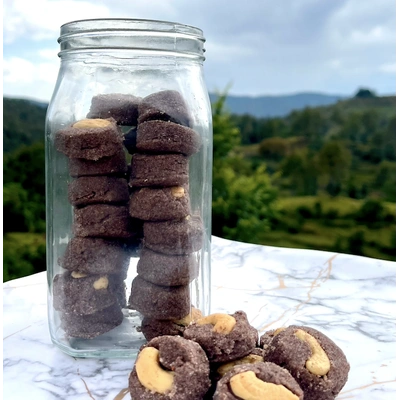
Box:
[60,18,204,39]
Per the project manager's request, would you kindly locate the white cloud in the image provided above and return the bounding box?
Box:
[3,0,110,43]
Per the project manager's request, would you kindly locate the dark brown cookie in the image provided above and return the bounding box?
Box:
[53,272,119,315]
[264,325,350,400]
[129,335,210,400]
[143,215,203,255]
[259,327,286,350]
[128,275,190,320]
[73,204,134,238]
[68,176,129,207]
[139,307,203,341]
[137,90,193,127]
[183,311,258,363]
[129,153,189,188]
[68,148,128,177]
[213,362,304,400]
[129,186,190,222]
[61,302,123,339]
[137,247,198,286]
[136,120,201,156]
[60,237,130,275]
[55,118,124,160]
[87,93,141,126]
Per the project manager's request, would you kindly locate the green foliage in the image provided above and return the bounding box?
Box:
[3,98,47,154]
[3,233,46,282]
[212,94,279,243]
[354,88,377,98]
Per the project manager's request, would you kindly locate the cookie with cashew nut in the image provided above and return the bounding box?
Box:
[136,120,201,156]
[140,307,203,341]
[129,186,191,222]
[213,362,304,400]
[183,311,258,363]
[53,271,121,315]
[264,325,350,400]
[55,118,124,160]
[129,335,210,399]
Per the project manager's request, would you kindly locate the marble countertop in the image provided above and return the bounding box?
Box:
[3,236,396,399]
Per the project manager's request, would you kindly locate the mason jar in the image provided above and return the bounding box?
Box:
[45,19,212,358]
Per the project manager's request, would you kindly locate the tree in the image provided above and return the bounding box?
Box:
[354,88,377,98]
[317,141,351,196]
[211,93,279,243]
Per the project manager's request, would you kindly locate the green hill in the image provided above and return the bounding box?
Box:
[3,98,47,154]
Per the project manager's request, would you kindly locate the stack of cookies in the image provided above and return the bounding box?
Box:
[53,94,142,339]
[127,90,203,326]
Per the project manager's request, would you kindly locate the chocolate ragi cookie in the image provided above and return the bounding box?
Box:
[68,148,128,177]
[259,327,286,350]
[183,311,258,363]
[61,302,123,339]
[87,93,141,126]
[53,272,119,315]
[68,176,129,207]
[129,335,210,400]
[136,120,201,156]
[213,362,304,400]
[61,237,130,275]
[143,215,203,255]
[129,153,189,188]
[264,325,350,400]
[129,186,190,222]
[140,307,203,341]
[55,118,124,160]
[137,90,193,127]
[129,275,190,320]
[73,204,134,238]
[137,247,198,286]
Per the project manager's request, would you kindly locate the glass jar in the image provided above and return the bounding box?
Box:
[45,19,212,358]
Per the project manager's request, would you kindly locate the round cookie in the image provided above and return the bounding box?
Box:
[183,310,258,363]
[129,153,189,188]
[213,362,304,400]
[137,90,193,127]
[137,247,198,286]
[55,118,124,160]
[129,186,190,222]
[68,176,129,207]
[61,302,123,339]
[143,215,203,255]
[73,204,134,238]
[61,237,130,275]
[140,307,203,341]
[68,149,128,177]
[53,272,119,315]
[136,120,201,156]
[129,335,210,400]
[264,325,350,400]
[87,93,141,126]
[128,275,190,320]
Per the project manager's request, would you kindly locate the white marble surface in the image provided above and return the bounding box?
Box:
[3,236,396,399]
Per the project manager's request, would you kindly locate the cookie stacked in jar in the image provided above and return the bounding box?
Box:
[128,90,204,328]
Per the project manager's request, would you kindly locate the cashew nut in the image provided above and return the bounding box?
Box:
[217,354,264,377]
[73,119,111,129]
[273,327,286,336]
[71,271,87,278]
[197,313,236,334]
[171,186,185,198]
[135,347,174,394]
[230,371,299,400]
[175,307,203,326]
[295,329,330,376]
[93,276,109,290]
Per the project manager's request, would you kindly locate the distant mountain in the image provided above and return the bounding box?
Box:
[209,92,347,118]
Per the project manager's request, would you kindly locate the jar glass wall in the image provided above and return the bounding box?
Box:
[45,19,212,358]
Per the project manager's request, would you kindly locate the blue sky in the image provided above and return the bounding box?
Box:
[3,0,396,102]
